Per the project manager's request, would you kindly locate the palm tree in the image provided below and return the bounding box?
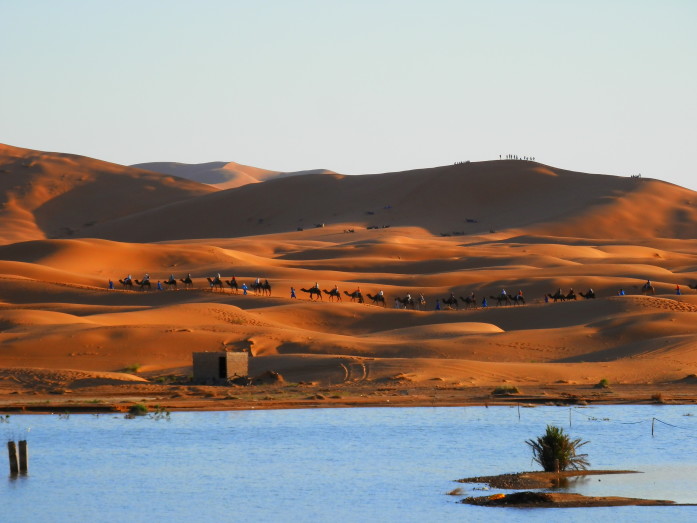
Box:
[526,425,589,472]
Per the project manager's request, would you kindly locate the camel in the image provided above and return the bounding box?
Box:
[179,276,193,289]
[641,283,655,295]
[251,280,272,296]
[162,279,177,290]
[459,296,477,309]
[395,296,415,309]
[262,280,272,296]
[119,278,134,290]
[689,283,697,290]
[207,277,223,291]
[366,293,387,307]
[547,290,576,302]
[547,291,565,302]
[259,280,272,296]
[579,290,596,299]
[489,294,512,306]
[322,289,342,302]
[509,295,526,306]
[343,290,364,303]
[442,296,459,309]
[134,279,151,291]
[225,278,238,294]
[301,288,322,300]
[417,294,426,310]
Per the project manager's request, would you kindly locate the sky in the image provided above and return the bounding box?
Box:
[2,0,696,189]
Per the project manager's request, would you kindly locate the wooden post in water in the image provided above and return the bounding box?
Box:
[7,441,19,475]
[18,440,28,474]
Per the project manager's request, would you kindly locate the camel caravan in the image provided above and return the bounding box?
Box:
[108,274,693,310]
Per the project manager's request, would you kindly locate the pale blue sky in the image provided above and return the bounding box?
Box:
[2,1,696,189]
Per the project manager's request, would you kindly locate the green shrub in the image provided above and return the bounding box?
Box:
[594,378,610,389]
[492,385,520,395]
[128,403,148,416]
[526,425,589,472]
[123,363,141,373]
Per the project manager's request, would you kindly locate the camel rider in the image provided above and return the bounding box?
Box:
[313,282,319,290]
[646,280,651,287]
[355,286,361,294]
[264,279,270,286]
[125,274,132,283]
[142,273,150,283]
[501,289,507,296]
[216,273,221,283]
[557,288,562,296]
[186,273,192,282]
[333,284,339,294]
[378,289,384,297]
[518,290,523,297]
[168,274,175,284]
[406,293,411,302]
[255,277,261,286]
[450,292,456,301]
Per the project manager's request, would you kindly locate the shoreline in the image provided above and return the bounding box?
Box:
[3,382,697,414]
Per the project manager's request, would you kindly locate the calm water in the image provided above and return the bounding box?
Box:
[3,405,697,522]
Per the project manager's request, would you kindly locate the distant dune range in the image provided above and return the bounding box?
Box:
[132,160,336,190]
[1,142,697,395]
[0,144,214,245]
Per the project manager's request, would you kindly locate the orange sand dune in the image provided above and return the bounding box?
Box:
[0,143,215,245]
[79,161,697,242]
[133,160,336,190]
[1,145,697,400]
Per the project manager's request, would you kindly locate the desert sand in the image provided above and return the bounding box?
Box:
[1,143,697,412]
[131,160,336,190]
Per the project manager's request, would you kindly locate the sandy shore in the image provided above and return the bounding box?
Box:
[2,377,697,414]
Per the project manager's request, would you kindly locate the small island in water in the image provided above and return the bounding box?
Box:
[457,470,688,508]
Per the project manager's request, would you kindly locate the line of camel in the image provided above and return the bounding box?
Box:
[113,277,694,308]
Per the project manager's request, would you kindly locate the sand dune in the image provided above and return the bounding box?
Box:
[0,143,214,245]
[133,160,336,190]
[77,161,697,242]
[1,144,697,403]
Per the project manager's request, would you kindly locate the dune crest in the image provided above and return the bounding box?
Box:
[0,145,696,404]
[132,160,337,190]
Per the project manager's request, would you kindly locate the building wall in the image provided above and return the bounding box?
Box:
[193,351,248,383]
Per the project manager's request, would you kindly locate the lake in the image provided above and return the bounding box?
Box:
[3,405,697,522]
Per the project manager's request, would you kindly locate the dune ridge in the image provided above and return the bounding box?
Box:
[133,160,336,190]
[0,143,697,407]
